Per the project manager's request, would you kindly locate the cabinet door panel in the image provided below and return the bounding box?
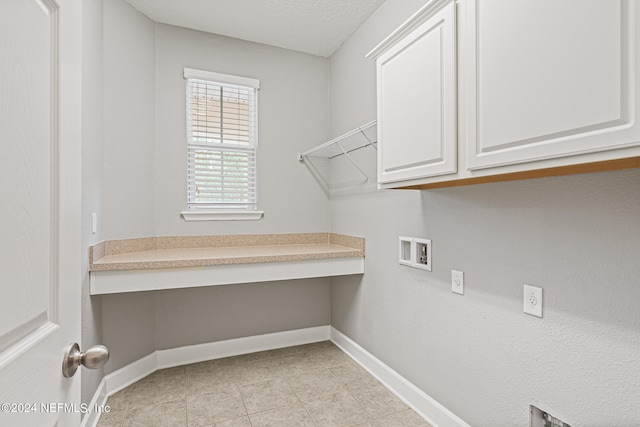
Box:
[377,2,457,184]
[381,28,443,171]
[466,0,639,170]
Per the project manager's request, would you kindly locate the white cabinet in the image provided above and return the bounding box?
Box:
[370,0,640,189]
[465,0,640,170]
[368,0,457,186]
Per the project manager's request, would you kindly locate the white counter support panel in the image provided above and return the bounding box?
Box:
[90,258,364,295]
[89,233,365,295]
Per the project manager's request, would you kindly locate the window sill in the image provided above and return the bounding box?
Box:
[181,210,264,221]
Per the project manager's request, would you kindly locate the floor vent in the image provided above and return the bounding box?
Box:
[530,405,572,427]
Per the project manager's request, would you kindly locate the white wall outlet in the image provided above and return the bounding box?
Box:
[451,270,464,295]
[92,213,97,234]
[523,284,543,318]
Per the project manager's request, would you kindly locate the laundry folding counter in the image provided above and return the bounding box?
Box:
[88,233,365,295]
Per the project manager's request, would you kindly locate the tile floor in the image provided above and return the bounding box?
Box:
[96,341,432,427]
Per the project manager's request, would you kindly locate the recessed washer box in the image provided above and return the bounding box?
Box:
[414,238,432,271]
[398,237,432,271]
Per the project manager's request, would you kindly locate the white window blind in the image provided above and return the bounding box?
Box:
[185,69,259,210]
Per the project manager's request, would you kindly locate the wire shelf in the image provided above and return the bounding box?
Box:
[297,120,377,180]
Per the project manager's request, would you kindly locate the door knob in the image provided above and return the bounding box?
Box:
[62,343,109,378]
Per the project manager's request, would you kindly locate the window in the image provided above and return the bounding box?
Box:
[182,68,262,221]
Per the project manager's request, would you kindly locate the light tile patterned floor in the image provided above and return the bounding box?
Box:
[96,341,432,427]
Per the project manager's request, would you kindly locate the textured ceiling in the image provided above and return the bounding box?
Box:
[124,0,386,57]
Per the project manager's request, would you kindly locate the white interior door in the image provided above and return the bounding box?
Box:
[0,0,83,425]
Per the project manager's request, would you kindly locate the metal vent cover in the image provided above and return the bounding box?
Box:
[530,405,572,427]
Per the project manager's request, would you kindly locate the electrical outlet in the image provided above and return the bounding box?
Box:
[523,285,543,318]
[451,270,464,295]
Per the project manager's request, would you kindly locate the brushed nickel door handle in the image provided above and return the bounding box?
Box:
[62,343,109,378]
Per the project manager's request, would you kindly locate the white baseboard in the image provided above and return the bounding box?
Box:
[79,377,108,427]
[157,325,330,369]
[105,352,158,396]
[83,325,331,427]
[330,327,471,427]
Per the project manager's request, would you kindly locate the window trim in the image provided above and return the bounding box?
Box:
[183,68,261,220]
[181,210,264,222]
[184,68,260,90]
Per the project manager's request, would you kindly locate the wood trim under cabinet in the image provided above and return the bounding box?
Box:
[398,157,640,190]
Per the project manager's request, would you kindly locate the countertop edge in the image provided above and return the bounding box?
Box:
[89,233,365,272]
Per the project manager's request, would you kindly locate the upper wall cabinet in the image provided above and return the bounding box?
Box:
[369,0,640,189]
[367,0,457,186]
[465,0,640,170]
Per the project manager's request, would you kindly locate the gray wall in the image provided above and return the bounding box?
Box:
[153,24,330,236]
[80,0,105,407]
[100,0,158,374]
[99,0,331,374]
[328,1,640,426]
[102,0,157,241]
[154,280,330,351]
